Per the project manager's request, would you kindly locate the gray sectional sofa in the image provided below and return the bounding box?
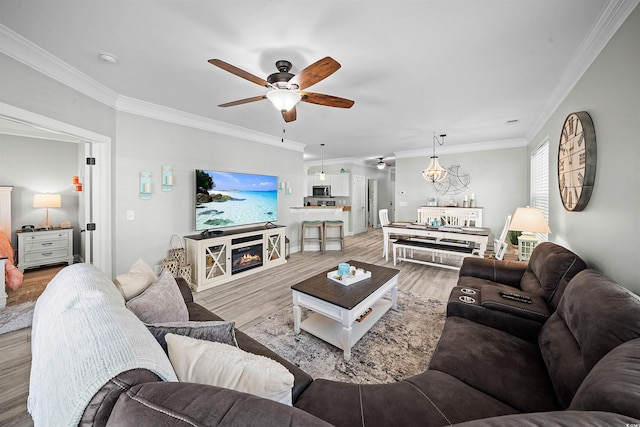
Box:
[28,242,640,426]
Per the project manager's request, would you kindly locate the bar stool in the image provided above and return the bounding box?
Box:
[324,220,345,252]
[301,221,324,253]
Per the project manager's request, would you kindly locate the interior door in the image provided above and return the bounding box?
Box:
[368,179,378,227]
[352,175,367,234]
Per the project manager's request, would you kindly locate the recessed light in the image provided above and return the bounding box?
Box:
[98,52,118,64]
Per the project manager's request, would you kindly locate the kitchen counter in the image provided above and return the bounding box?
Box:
[291,206,352,211]
[290,206,352,250]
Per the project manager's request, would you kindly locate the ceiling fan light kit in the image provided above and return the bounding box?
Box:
[209,56,354,123]
[422,133,448,183]
[266,89,301,112]
[377,158,386,170]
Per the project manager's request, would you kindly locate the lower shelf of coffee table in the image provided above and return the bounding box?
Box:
[299,298,393,351]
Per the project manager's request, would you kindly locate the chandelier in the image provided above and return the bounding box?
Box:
[422,133,448,183]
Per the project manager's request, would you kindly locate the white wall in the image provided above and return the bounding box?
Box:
[394,146,528,239]
[528,5,640,292]
[113,112,304,274]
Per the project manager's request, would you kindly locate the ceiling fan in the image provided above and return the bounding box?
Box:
[208,57,355,122]
[376,157,390,170]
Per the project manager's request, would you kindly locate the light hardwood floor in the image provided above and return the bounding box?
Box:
[0,227,461,426]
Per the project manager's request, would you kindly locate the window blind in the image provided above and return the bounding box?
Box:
[530,137,549,242]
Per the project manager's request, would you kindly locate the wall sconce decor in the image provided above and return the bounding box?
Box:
[162,165,174,192]
[72,175,83,192]
[285,182,292,197]
[140,171,152,200]
[278,176,285,191]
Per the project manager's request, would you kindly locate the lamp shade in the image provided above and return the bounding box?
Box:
[33,193,61,208]
[508,207,550,233]
[266,89,301,112]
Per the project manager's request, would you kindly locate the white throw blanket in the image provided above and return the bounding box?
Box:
[28,264,178,426]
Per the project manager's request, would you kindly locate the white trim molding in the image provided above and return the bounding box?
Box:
[394,138,527,159]
[0,25,119,108]
[116,96,305,152]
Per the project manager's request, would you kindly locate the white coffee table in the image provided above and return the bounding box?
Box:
[291,261,399,361]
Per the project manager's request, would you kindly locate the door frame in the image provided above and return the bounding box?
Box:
[0,102,112,277]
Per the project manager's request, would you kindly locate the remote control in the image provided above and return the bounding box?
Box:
[500,291,531,301]
[499,292,532,304]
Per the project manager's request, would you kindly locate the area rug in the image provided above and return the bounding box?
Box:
[0,300,36,335]
[245,291,446,384]
[1,266,60,335]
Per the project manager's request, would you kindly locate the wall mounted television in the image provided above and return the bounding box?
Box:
[195,169,278,232]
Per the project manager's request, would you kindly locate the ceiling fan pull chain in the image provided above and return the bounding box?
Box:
[282,125,286,143]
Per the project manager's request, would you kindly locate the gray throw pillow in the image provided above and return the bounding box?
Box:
[146,321,238,353]
[126,271,189,323]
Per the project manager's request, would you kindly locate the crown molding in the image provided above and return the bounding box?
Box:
[116,96,305,152]
[0,24,119,108]
[304,157,368,167]
[0,24,305,153]
[526,0,639,141]
[0,102,111,144]
[394,138,527,159]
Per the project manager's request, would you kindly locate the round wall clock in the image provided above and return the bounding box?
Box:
[557,111,596,211]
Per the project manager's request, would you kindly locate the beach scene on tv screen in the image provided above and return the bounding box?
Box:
[195,170,278,230]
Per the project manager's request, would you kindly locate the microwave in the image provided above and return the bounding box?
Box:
[312,185,331,197]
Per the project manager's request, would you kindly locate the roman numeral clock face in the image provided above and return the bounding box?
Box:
[558,112,596,211]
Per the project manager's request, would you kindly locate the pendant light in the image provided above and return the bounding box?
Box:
[422,133,448,183]
[319,143,326,181]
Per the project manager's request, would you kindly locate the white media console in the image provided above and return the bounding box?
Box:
[185,225,286,292]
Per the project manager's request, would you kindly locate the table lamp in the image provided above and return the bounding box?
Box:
[33,193,61,229]
[508,206,551,261]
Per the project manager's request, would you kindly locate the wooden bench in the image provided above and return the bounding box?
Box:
[392,239,476,270]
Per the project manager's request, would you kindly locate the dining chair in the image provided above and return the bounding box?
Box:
[494,215,512,260]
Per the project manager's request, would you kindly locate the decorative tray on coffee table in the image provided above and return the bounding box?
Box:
[327,270,372,286]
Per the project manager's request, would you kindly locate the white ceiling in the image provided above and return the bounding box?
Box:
[0,0,635,166]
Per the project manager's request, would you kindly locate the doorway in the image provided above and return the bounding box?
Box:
[368,178,379,228]
[0,102,112,276]
[351,175,367,234]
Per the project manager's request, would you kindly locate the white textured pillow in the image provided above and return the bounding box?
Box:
[166,333,294,405]
[114,258,158,300]
[126,271,189,323]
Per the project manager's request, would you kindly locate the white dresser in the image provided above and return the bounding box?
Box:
[17,228,74,272]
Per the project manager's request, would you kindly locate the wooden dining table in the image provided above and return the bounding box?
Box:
[382,223,491,261]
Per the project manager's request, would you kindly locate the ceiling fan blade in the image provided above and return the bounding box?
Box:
[208,59,271,88]
[218,95,267,107]
[282,107,297,122]
[289,57,341,90]
[300,92,355,109]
